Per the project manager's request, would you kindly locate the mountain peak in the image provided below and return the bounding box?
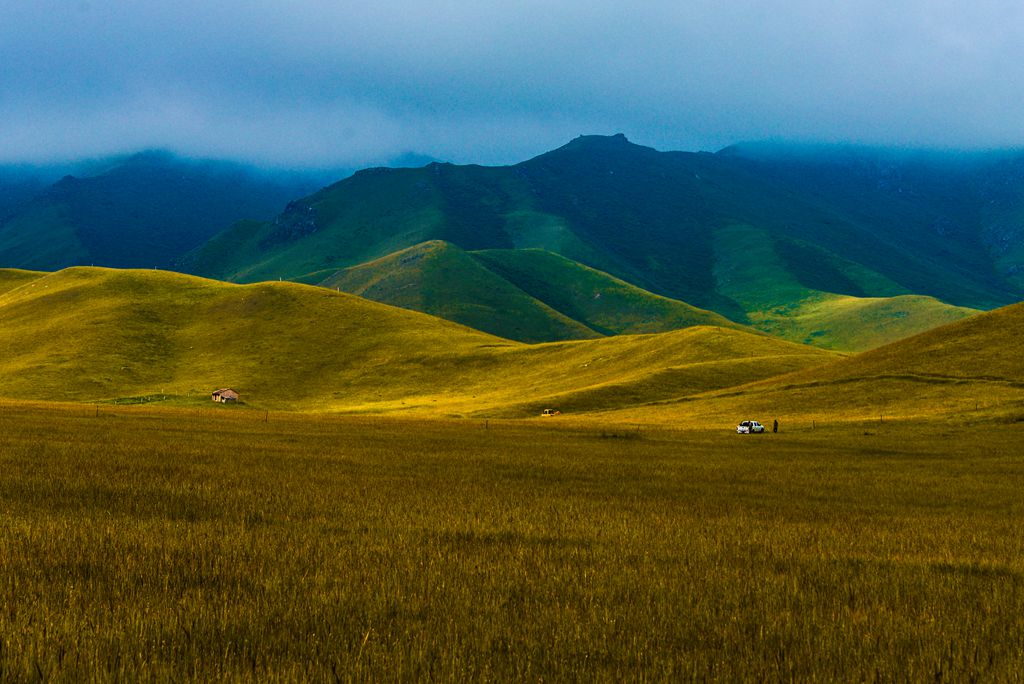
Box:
[563,133,636,151]
[530,134,659,163]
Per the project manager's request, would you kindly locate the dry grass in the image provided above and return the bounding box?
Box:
[1,401,1022,681]
[0,267,834,415]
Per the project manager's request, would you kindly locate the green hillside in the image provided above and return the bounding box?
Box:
[5,136,1019,355]
[319,234,976,350]
[318,241,599,343]
[316,241,741,343]
[186,135,1024,315]
[789,300,1024,384]
[470,248,740,335]
[711,223,979,350]
[176,135,1019,353]
[747,293,978,351]
[0,152,312,271]
[0,267,835,414]
[719,143,1024,304]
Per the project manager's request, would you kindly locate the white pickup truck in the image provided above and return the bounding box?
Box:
[736,420,766,434]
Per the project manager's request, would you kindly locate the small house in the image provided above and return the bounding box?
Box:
[212,388,239,403]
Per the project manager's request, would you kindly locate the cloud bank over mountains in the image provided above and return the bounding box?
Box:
[3,0,1023,167]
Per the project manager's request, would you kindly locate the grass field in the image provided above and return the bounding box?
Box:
[0,267,834,413]
[1,402,1022,681]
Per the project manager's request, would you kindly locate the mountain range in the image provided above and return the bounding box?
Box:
[0,152,327,272]
[3,135,1024,351]
[182,134,1024,348]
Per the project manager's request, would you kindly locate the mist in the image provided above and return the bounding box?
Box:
[2,0,1023,167]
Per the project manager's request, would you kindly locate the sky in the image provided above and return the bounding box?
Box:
[2,0,1024,168]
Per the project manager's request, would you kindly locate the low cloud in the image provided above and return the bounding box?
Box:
[2,0,1023,167]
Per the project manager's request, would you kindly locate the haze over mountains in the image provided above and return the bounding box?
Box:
[0,152,334,272]
[3,135,1024,351]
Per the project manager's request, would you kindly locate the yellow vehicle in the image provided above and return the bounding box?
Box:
[540,408,561,417]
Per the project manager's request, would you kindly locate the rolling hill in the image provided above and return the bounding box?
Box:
[313,237,974,350]
[612,299,1024,427]
[0,267,835,414]
[3,136,1019,353]
[468,248,739,335]
[0,267,45,295]
[316,241,600,343]
[315,241,740,343]
[3,265,1022,425]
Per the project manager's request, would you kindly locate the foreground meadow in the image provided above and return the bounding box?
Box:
[1,402,1022,681]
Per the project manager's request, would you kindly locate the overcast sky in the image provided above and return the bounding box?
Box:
[2,0,1023,168]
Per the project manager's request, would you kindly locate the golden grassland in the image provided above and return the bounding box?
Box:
[0,267,46,295]
[0,267,835,414]
[2,267,1023,680]
[599,298,1024,428]
[0,401,1022,681]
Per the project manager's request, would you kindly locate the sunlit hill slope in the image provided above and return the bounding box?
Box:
[0,267,834,414]
[618,299,1024,427]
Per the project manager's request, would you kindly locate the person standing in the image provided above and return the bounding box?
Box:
[773,419,778,433]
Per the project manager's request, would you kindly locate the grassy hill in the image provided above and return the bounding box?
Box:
[0,267,45,295]
[470,248,739,335]
[178,135,1017,351]
[316,236,975,350]
[0,267,835,414]
[317,241,600,343]
[5,136,1017,355]
[315,241,741,343]
[2,265,1022,425]
[711,223,980,350]
[0,152,314,271]
[610,300,1024,428]
[186,135,1024,315]
[786,300,1024,384]
[747,293,978,351]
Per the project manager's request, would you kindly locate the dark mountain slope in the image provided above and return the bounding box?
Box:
[0,152,314,271]
[718,144,1021,307]
[186,135,1024,318]
[0,167,56,219]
